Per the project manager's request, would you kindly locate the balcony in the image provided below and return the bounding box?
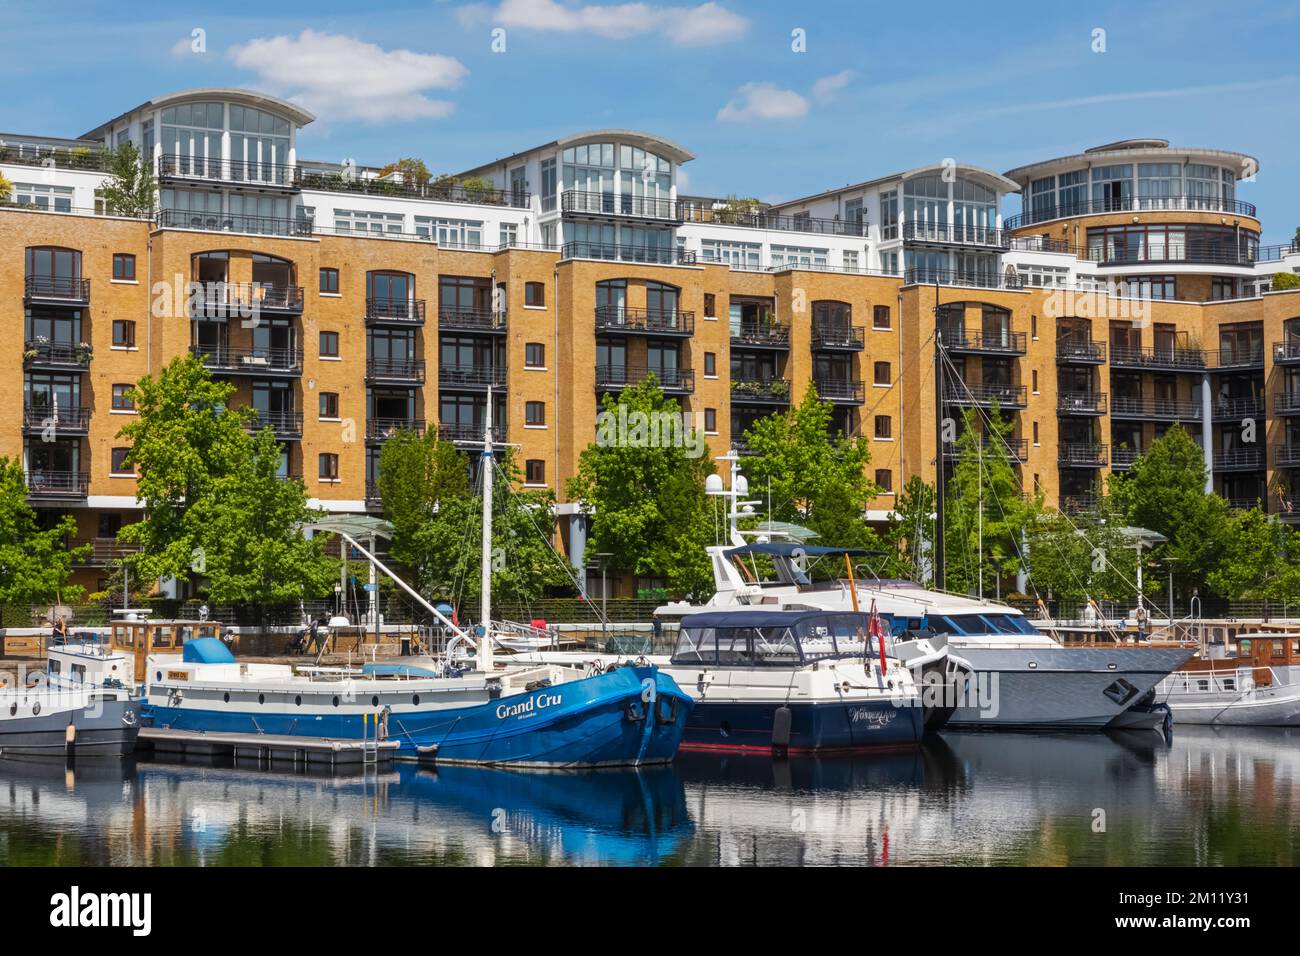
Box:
[0,144,107,172]
[366,298,426,326]
[944,437,1029,464]
[438,364,507,391]
[1209,346,1265,373]
[366,358,426,386]
[192,345,303,378]
[24,341,92,372]
[680,205,868,237]
[1109,396,1201,421]
[1061,493,1099,515]
[156,208,313,238]
[943,382,1027,409]
[1086,245,1258,269]
[22,404,90,436]
[1215,447,1266,471]
[69,537,139,567]
[367,418,427,442]
[902,220,1009,250]
[158,153,297,190]
[438,308,506,334]
[1109,345,1206,373]
[438,423,507,445]
[26,470,89,500]
[561,241,696,266]
[247,409,304,440]
[1273,444,1300,469]
[813,378,865,404]
[1211,396,1264,422]
[903,268,1022,291]
[1275,342,1300,367]
[1059,444,1108,469]
[594,306,694,337]
[1057,392,1108,416]
[1275,392,1300,417]
[940,327,1027,356]
[810,324,865,351]
[595,365,694,394]
[25,274,90,305]
[1004,196,1258,230]
[294,169,529,208]
[731,323,790,350]
[731,379,792,405]
[561,190,684,224]
[1056,340,1107,365]
[191,282,304,317]
[1110,447,1140,470]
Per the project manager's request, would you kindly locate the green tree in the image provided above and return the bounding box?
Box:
[1207,507,1300,602]
[377,428,471,589]
[1109,425,1231,596]
[1024,497,1146,610]
[568,377,715,598]
[0,171,12,203]
[378,157,432,186]
[99,142,156,216]
[186,428,337,606]
[742,383,882,551]
[883,475,935,581]
[0,457,88,606]
[1273,272,1300,291]
[116,355,257,586]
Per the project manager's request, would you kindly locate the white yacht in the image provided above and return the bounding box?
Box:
[1152,628,1300,726]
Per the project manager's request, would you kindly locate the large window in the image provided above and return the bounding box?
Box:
[228,104,291,183]
[701,238,761,270]
[160,101,223,177]
[1087,224,1257,265]
[415,216,483,248]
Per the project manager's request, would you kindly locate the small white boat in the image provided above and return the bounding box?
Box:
[1155,629,1300,726]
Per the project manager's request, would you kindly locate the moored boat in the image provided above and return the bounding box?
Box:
[1153,628,1300,726]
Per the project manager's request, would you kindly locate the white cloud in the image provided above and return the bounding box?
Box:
[228,30,468,123]
[716,82,809,123]
[169,37,197,58]
[463,0,747,45]
[812,70,853,102]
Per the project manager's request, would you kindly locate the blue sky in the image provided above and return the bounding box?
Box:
[3,0,1298,242]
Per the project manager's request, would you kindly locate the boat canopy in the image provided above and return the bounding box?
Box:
[673,609,890,666]
[182,637,237,664]
[723,543,881,559]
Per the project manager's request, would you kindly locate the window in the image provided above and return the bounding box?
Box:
[874,415,892,439]
[525,282,545,307]
[319,268,339,294]
[333,209,403,235]
[499,222,518,247]
[110,447,132,475]
[526,459,546,484]
[1033,421,1040,444]
[319,392,339,419]
[318,453,339,480]
[414,216,483,248]
[112,320,135,348]
[525,343,545,368]
[874,361,891,385]
[319,331,339,357]
[111,384,134,410]
[704,408,717,433]
[704,352,717,376]
[112,254,136,280]
[873,305,891,329]
[704,293,716,318]
[843,250,860,271]
[1032,370,1039,393]
[525,401,546,426]
[875,469,893,493]
[701,239,761,270]
[1031,314,1038,339]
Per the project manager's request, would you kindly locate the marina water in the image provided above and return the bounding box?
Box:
[2,727,1297,866]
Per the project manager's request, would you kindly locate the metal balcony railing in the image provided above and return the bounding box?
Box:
[940,327,1027,355]
[23,341,92,369]
[438,307,505,333]
[438,364,508,389]
[192,281,304,315]
[595,365,695,392]
[943,382,1027,408]
[730,322,790,348]
[367,418,427,441]
[1004,196,1257,229]
[1275,392,1300,416]
[156,208,313,237]
[944,438,1029,463]
[191,345,303,375]
[813,378,865,403]
[561,241,696,265]
[594,306,695,336]
[1211,396,1264,420]
[366,298,426,324]
[1214,447,1266,470]
[68,538,140,566]
[158,153,297,187]
[902,220,1009,249]
[26,471,90,497]
[1058,444,1109,468]
[1057,392,1108,415]
[438,423,507,444]
[22,404,91,433]
[247,409,304,438]
[561,190,684,222]
[1056,340,1107,364]
[1109,397,1201,420]
[294,169,530,208]
[810,324,865,351]
[731,379,793,404]
[365,358,426,383]
[25,274,91,303]
[1109,345,1206,371]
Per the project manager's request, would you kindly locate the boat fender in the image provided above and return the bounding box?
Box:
[624,700,646,722]
[772,706,793,747]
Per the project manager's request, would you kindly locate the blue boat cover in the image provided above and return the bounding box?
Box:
[679,609,868,629]
[183,637,237,663]
[361,663,438,678]
[723,543,881,558]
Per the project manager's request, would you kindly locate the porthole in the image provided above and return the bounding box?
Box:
[8,704,15,717]
[295,695,302,706]
[32,702,40,716]
[155,671,163,681]
[371,695,380,707]
[332,696,340,707]
[412,694,420,706]
[223,692,230,703]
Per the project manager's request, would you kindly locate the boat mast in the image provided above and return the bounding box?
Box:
[478,386,495,672]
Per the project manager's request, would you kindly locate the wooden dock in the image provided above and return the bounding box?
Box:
[138,727,399,767]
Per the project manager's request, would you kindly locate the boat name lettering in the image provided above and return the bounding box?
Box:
[850,707,895,726]
[496,692,562,720]
[166,671,189,681]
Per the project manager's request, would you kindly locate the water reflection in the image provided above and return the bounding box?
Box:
[0,728,1296,866]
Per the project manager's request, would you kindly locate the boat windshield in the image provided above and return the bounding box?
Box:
[925,613,1040,637]
[673,613,889,666]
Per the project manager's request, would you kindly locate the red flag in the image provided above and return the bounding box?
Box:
[869,600,887,672]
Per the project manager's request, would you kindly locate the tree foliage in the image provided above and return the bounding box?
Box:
[567,377,714,598]
[100,142,156,216]
[378,157,432,186]
[1273,272,1300,291]
[1024,496,1147,609]
[0,457,87,606]
[883,475,936,581]
[742,383,882,551]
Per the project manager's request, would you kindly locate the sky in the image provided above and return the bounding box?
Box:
[2,0,1298,242]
